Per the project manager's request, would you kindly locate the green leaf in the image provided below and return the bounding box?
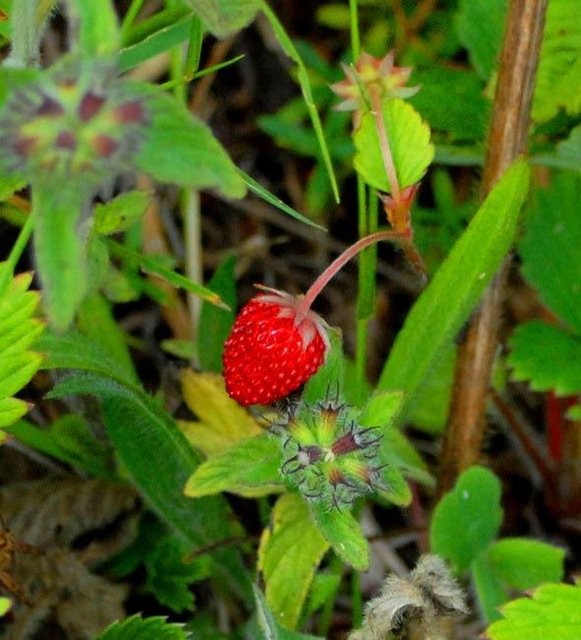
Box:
[358,391,403,427]
[32,183,88,331]
[508,321,581,395]
[533,0,581,122]
[5,416,112,477]
[405,343,456,435]
[198,255,236,372]
[77,293,138,385]
[144,536,211,613]
[309,501,368,570]
[0,174,26,202]
[486,583,581,640]
[96,614,188,640]
[65,0,120,56]
[108,240,228,308]
[376,161,529,420]
[47,371,251,602]
[185,0,260,38]
[430,466,503,573]
[93,190,152,235]
[455,0,507,79]
[302,328,345,405]
[120,15,194,73]
[519,172,581,332]
[135,88,246,198]
[410,67,490,141]
[377,427,433,487]
[556,125,581,169]
[0,268,43,428]
[185,434,284,498]
[354,99,434,193]
[252,584,324,640]
[37,330,135,387]
[239,170,326,230]
[487,538,565,591]
[472,552,508,623]
[259,2,339,203]
[258,494,329,629]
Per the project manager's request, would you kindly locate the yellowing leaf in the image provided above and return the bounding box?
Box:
[179,370,261,456]
[258,494,329,629]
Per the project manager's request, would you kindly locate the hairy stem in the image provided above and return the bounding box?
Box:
[5,0,57,67]
[438,0,548,494]
[299,229,405,315]
[369,87,401,202]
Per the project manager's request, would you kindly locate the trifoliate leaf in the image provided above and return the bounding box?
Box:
[519,172,581,333]
[533,0,581,122]
[486,538,564,591]
[455,0,507,79]
[258,494,329,629]
[486,583,581,640]
[430,466,503,573]
[96,614,188,640]
[508,321,581,395]
[354,98,434,193]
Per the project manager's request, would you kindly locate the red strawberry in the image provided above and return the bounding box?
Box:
[222,288,329,406]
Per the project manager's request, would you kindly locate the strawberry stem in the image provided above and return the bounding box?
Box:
[369,87,401,203]
[298,229,409,314]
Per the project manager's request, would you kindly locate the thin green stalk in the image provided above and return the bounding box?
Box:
[349,0,361,59]
[184,15,204,79]
[0,213,34,299]
[120,0,146,44]
[355,176,369,401]
[317,555,344,637]
[351,568,363,629]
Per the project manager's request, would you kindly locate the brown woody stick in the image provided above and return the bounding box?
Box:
[437,0,548,494]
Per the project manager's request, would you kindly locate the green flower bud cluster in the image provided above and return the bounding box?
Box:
[0,58,148,183]
[275,398,387,509]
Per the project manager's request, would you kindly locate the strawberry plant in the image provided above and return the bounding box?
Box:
[0,1,580,639]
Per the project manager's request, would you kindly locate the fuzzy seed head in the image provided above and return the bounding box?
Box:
[222,290,329,406]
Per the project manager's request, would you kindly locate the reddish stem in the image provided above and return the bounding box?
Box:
[369,87,401,203]
[298,229,407,315]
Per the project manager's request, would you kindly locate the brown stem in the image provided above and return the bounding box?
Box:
[437,0,547,495]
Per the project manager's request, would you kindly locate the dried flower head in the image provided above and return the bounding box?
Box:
[330,51,419,115]
[349,554,468,640]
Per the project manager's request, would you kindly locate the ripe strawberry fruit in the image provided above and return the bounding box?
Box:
[222,288,329,406]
